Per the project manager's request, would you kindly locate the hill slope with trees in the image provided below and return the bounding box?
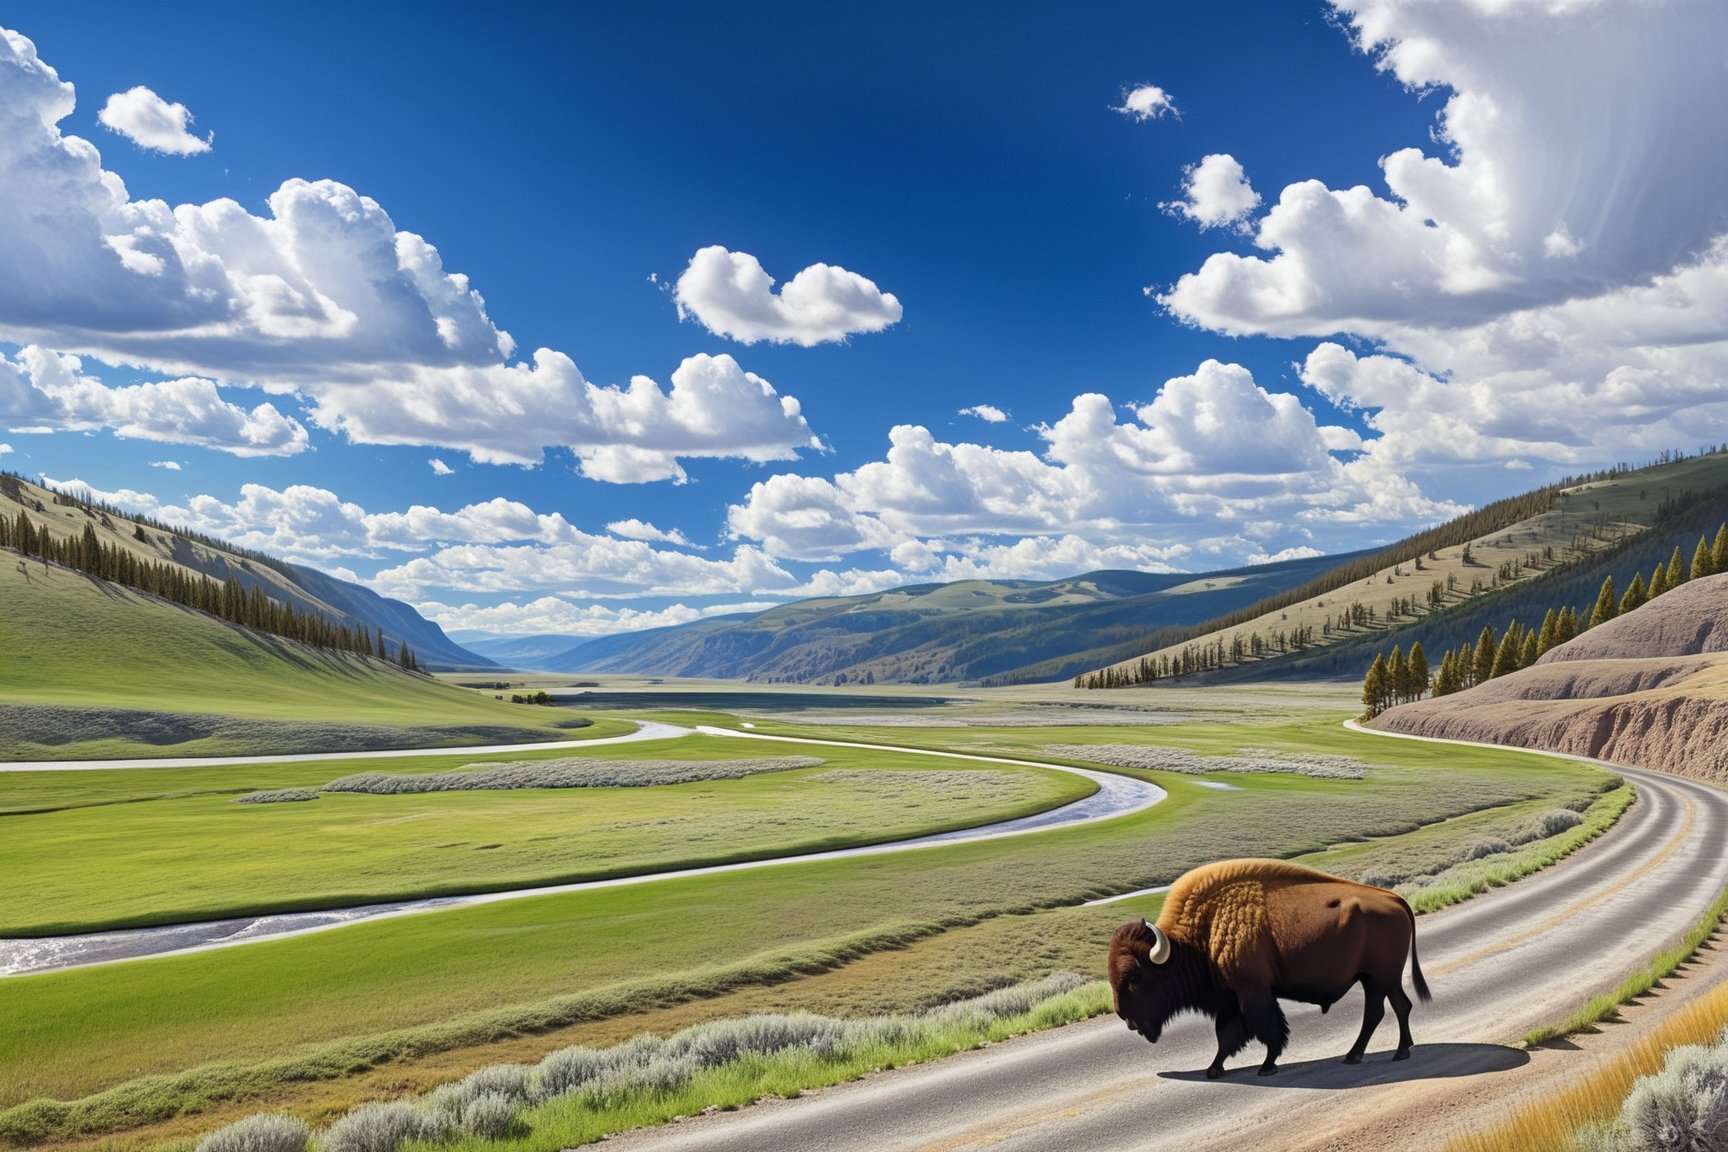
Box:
[1075,450,1728,689]
[0,473,491,671]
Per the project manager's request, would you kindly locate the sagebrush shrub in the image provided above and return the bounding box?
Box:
[320,1101,434,1152]
[459,1092,522,1139]
[193,1113,309,1152]
[663,1013,848,1068]
[530,1045,610,1102]
[1580,1030,1728,1152]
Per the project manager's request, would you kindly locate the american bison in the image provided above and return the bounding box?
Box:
[1108,859,1430,1078]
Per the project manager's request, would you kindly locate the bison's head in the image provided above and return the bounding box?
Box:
[1108,918,1180,1043]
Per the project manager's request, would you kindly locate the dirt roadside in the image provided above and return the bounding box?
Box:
[1287,929,1728,1152]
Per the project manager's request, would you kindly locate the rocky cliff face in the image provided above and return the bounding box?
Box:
[1371,573,1728,783]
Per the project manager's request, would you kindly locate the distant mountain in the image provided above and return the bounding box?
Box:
[536,557,1360,684]
[0,473,493,672]
[456,633,601,666]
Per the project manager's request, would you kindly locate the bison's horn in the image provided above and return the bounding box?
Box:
[1142,919,1170,965]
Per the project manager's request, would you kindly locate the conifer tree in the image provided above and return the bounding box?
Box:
[1558,605,1578,644]
[1362,654,1390,719]
[1388,646,1407,705]
[1536,608,1560,657]
[1472,626,1497,686]
[1432,651,1454,697]
[1619,572,1647,615]
[1589,575,1618,629]
[1490,627,1522,679]
[1520,630,1540,669]
[1692,535,1714,581]
[1649,562,1668,599]
[1669,546,1690,589]
[1407,642,1429,701]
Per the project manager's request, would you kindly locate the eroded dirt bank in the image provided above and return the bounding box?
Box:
[1372,573,1728,783]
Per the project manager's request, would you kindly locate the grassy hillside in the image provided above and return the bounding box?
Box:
[1210,494,1728,684]
[1080,450,1728,686]
[0,473,491,670]
[0,561,602,759]
[546,555,1360,685]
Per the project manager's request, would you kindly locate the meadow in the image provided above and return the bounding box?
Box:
[0,737,1089,935]
[0,685,1617,1151]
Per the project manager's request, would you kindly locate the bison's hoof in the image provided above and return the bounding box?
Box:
[1393,1049,1411,1062]
[1257,1065,1279,1077]
[1206,1066,1224,1080]
[1342,1054,1362,1065]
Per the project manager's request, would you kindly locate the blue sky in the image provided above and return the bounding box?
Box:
[4,2,1727,638]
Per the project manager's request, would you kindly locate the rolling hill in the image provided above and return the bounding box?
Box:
[0,473,493,671]
[1076,450,1728,687]
[0,555,581,760]
[534,555,1363,684]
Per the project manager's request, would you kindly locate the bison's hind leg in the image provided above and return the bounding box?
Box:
[1344,978,1388,1065]
[1208,1009,1251,1079]
[1389,980,1415,1060]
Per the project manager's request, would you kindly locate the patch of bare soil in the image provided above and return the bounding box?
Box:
[1372,573,1728,784]
[1290,932,1728,1152]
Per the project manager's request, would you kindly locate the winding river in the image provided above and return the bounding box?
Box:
[0,722,1164,976]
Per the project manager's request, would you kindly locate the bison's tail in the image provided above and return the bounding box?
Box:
[1401,897,1432,1003]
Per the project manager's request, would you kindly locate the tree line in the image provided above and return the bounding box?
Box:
[1359,522,1728,718]
[2,507,422,671]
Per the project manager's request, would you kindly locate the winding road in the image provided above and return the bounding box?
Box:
[0,723,1165,975]
[600,728,1728,1152]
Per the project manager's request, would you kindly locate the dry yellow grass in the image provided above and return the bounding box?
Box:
[1445,965,1728,1152]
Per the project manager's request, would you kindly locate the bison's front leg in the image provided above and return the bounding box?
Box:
[1209,1009,1250,1079]
[1238,989,1289,1077]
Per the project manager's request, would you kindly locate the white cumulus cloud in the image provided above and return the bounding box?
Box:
[1162,0,1728,338]
[1161,154,1261,232]
[97,85,212,155]
[728,359,1463,565]
[0,346,308,456]
[607,519,695,546]
[1116,84,1179,122]
[674,245,902,347]
[429,458,453,476]
[958,404,1009,423]
[414,596,778,638]
[0,30,821,478]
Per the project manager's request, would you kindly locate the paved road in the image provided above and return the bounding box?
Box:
[0,725,1164,975]
[604,733,1728,1152]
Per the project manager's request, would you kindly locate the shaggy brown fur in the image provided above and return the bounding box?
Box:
[1110,859,1430,1078]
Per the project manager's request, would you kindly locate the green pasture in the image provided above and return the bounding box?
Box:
[0,738,1090,935]
[0,710,1611,1147]
[0,572,589,756]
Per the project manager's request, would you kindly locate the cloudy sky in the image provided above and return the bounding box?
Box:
[3,1,1726,639]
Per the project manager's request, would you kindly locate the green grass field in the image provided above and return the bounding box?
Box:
[0,737,1090,935]
[0,703,1612,1151]
[0,569,597,757]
